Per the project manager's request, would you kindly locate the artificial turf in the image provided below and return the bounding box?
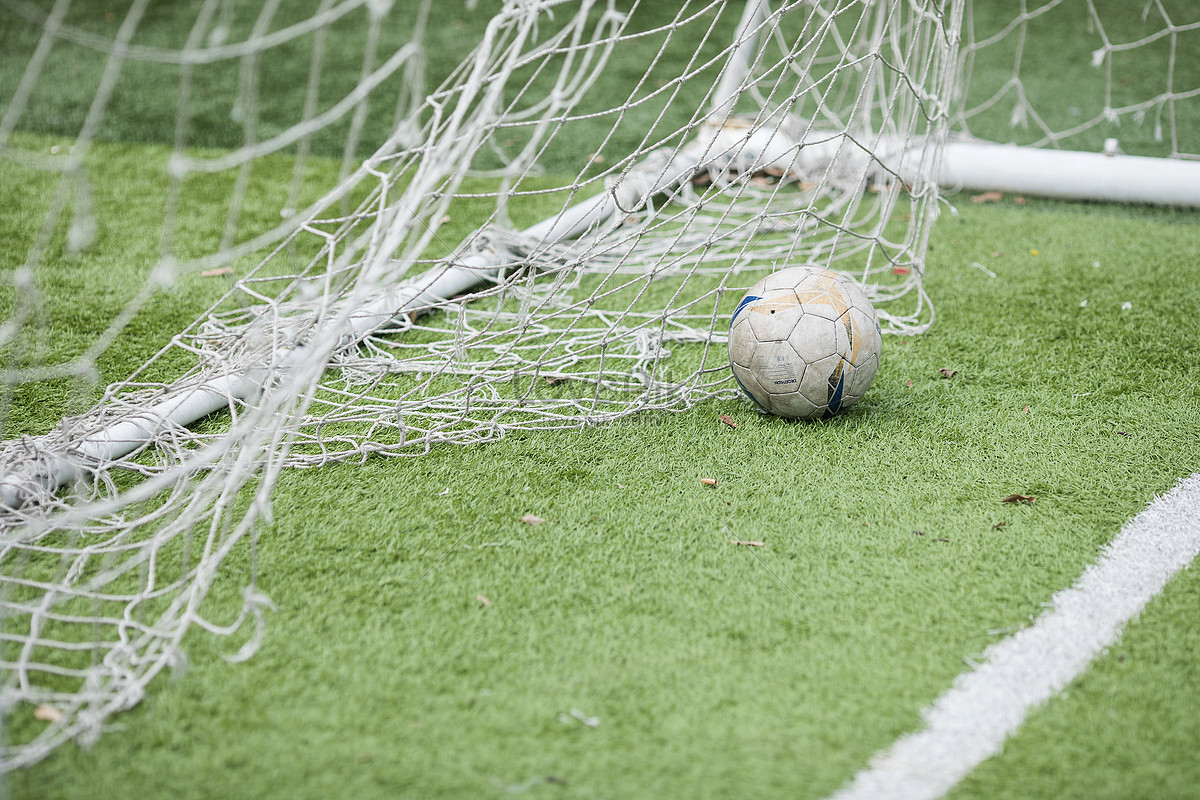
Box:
[4,137,1198,796]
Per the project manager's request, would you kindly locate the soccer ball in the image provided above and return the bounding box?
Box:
[728,266,882,420]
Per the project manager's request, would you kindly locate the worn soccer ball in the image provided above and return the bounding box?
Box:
[728,266,882,420]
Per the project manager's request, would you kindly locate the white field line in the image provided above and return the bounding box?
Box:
[828,470,1200,800]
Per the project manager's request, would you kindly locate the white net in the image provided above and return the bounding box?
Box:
[955,0,1200,159]
[1,0,1196,771]
[0,0,959,767]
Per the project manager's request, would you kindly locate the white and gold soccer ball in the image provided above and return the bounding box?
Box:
[728,266,882,420]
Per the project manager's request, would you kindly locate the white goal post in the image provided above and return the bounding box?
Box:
[938,140,1200,207]
[1,0,1196,771]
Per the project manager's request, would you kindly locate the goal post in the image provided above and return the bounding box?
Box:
[936,139,1200,207]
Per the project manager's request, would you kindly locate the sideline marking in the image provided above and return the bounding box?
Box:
[828,471,1200,800]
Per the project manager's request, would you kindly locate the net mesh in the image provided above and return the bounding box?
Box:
[0,0,1196,770]
[955,0,1200,159]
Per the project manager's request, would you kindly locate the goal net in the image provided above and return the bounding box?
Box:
[946,0,1200,204]
[0,0,1195,769]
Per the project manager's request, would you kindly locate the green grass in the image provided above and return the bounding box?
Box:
[0,0,749,174]
[961,0,1200,157]
[0,132,341,433]
[953,566,1200,800]
[5,168,1200,797]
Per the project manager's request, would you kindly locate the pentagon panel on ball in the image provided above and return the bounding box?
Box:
[728,266,882,420]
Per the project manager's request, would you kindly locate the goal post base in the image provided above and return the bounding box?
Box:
[937,140,1200,208]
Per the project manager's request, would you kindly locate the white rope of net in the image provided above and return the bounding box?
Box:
[0,0,962,769]
[954,0,1200,160]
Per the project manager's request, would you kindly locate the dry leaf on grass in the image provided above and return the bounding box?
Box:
[34,705,62,723]
[718,414,738,429]
[200,266,233,278]
[520,513,545,525]
[938,367,957,379]
[970,190,1004,203]
[476,594,491,607]
[1002,494,1036,504]
[731,539,765,547]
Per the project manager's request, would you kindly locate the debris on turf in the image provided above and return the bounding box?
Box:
[1002,494,1036,504]
[498,775,568,793]
[938,367,957,378]
[718,414,738,429]
[34,705,62,723]
[701,477,718,486]
[558,708,600,727]
[476,594,491,607]
[732,539,765,547]
[970,260,997,278]
[200,266,233,278]
[520,513,545,525]
[970,190,1004,203]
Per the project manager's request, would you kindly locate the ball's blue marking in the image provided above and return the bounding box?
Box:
[730,294,762,328]
[823,368,846,419]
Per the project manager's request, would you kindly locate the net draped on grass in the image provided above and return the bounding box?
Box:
[5,196,1200,800]
[1,0,1199,777]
